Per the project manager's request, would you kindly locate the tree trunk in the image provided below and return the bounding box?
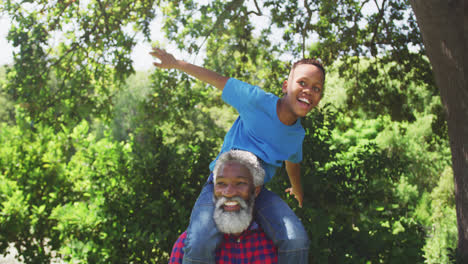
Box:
[409,0,468,262]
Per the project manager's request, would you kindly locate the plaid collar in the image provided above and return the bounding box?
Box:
[222,221,259,239]
[169,221,277,264]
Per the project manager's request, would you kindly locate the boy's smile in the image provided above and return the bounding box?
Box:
[278,63,324,125]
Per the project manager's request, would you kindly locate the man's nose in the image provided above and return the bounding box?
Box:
[222,185,237,197]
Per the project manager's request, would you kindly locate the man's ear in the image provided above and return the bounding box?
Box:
[282,80,288,94]
[254,186,262,197]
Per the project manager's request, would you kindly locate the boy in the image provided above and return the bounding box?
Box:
[150,47,325,264]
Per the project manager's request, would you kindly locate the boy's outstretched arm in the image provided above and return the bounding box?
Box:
[285,160,304,208]
[150,47,229,91]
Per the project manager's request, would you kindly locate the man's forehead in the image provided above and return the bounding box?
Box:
[217,174,251,180]
[217,161,252,179]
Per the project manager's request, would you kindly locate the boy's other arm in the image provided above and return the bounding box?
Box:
[150,47,229,91]
[284,161,304,208]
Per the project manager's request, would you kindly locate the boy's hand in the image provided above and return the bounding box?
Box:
[150,46,228,90]
[150,47,178,69]
[284,161,303,207]
[285,186,304,208]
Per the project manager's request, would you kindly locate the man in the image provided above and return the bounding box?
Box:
[169,150,278,264]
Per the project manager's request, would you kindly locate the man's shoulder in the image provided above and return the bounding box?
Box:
[175,231,187,247]
[168,232,187,264]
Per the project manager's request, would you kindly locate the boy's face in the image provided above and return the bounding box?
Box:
[281,64,324,119]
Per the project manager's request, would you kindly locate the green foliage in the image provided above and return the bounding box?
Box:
[1,62,453,264]
[343,58,437,122]
[0,118,76,262]
[2,0,157,129]
[282,107,426,263]
[103,71,154,142]
[0,174,28,253]
[0,0,456,263]
[422,167,457,264]
[0,116,211,263]
[0,66,15,124]
[266,104,451,262]
[374,114,452,190]
[1,70,453,263]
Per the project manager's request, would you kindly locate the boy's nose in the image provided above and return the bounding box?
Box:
[302,87,313,95]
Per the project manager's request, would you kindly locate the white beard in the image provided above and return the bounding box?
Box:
[213,196,255,234]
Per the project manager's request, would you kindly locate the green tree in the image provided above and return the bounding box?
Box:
[155,0,460,260]
[0,0,458,263]
[0,66,15,124]
[422,167,457,263]
[409,1,467,261]
[2,0,156,129]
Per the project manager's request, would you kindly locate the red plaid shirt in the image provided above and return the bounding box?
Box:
[169,222,277,264]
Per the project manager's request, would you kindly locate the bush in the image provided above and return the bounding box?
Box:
[422,167,457,263]
[269,107,426,263]
[0,103,222,263]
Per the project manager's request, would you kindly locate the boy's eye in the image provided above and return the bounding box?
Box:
[237,182,247,186]
[313,87,321,93]
[299,81,306,86]
[216,182,226,186]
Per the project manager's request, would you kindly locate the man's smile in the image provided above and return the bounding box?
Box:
[223,200,241,212]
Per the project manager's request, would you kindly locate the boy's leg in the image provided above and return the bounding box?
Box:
[254,187,309,264]
[182,180,221,264]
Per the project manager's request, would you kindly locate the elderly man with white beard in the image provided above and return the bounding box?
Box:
[169,150,278,264]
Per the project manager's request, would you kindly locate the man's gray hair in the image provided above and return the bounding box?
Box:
[213,150,265,187]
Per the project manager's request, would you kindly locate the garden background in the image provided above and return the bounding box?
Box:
[0,0,463,263]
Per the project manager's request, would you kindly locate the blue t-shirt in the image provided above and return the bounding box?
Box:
[209,78,305,183]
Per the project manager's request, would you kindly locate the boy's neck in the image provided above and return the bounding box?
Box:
[276,98,299,126]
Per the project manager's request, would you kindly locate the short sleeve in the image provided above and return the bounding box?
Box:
[222,78,267,115]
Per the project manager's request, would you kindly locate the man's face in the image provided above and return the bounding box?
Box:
[213,161,258,235]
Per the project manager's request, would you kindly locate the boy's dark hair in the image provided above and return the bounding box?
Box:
[292,58,326,82]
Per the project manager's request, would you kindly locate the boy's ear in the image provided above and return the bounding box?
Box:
[282,80,288,94]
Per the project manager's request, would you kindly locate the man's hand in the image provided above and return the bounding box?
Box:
[285,186,304,208]
[150,47,179,69]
